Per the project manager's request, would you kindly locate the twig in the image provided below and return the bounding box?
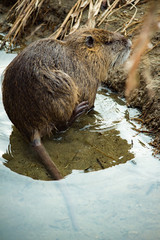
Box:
[132,127,152,134]
[146,40,160,53]
[87,142,116,160]
[130,0,141,10]
[50,0,89,39]
[85,0,103,28]
[96,158,105,169]
[97,0,120,26]
[121,3,138,34]
[131,117,144,123]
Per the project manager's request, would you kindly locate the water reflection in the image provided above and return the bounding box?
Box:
[3,118,134,180]
[3,88,135,180]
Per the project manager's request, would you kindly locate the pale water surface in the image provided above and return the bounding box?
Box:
[0,49,160,240]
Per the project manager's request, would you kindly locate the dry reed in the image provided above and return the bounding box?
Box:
[125,0,160,99]
[0,0,45,48]
[1,0,143,47]
[50,0,142,39]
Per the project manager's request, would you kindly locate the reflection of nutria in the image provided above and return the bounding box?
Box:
[2,28,131,180]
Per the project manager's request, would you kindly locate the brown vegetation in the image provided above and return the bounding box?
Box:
[1,0,143,47]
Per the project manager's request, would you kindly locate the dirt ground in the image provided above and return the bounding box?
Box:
[0,0,160,152]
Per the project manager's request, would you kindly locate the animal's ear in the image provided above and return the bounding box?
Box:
[85,36,94,48]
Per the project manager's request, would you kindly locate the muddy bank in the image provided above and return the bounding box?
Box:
[106,33,160,152]
[0,0,160,153]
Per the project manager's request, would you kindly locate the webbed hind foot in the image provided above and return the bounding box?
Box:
[58,101,89,131]
[69,101,89,125]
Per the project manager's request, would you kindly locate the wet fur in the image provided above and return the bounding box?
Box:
[2,28,131,179]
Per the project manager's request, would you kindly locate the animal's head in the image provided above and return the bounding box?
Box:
[66,28,131,71]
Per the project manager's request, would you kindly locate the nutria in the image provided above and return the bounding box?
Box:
[2,28,131,180]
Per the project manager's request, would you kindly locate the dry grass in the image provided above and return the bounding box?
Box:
[1,0,143,47]
[0,0,45,48]
[50,0,142,39]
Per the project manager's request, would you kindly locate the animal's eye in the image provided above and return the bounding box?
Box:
[86,36,94,48]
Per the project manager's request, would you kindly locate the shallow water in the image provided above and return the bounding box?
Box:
[0,49,160,240]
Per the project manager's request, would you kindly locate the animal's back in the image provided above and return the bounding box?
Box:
[3,28,131,141]
[2,28,131,180]
[3,39,78,140]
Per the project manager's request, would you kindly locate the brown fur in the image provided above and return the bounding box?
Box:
[2,28,131,179]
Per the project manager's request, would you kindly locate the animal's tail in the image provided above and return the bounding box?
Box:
[32,131,78,230]
[32,131,62,180]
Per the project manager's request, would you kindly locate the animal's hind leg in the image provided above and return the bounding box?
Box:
[58,101,89,131]
[41,69,89,131]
